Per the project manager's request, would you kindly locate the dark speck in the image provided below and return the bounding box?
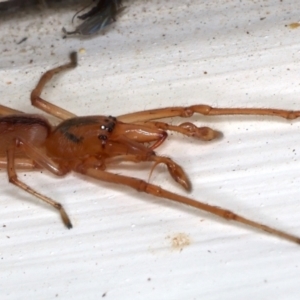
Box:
[98,135,107,140]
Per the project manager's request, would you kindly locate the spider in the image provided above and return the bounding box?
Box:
[1,52,299,245]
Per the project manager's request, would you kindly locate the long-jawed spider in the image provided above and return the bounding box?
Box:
[1,52,300,245]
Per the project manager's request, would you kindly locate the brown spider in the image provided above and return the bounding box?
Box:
[1,52,299,244]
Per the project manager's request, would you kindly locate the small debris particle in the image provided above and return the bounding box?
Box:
[169,233,191,251]
[288,22,300,29]
[17,37,27,45]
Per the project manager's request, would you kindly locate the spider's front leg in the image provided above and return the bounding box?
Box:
[117,104,300,142]
[80,167,300,245]
[118,104,300,122]
[118,107,223,142]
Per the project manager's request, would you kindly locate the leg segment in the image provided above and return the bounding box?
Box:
[0,157,42,170]
[0,104,23,116]
[16,139,68,176]
[139,121,221,141]
[81,168,300,245]
[118,104,300,122]
[105,154,191,191]
[30,52,77,120]
[6,140,72,228]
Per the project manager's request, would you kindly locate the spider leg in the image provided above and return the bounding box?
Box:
[134,120,221,141]
[30,52,77,120]
[80,167,300,245]
[0,157,42,170]
[105,154,191,191]
[118,104,300,122]
[6,139,72,228]
[0,104,23,116]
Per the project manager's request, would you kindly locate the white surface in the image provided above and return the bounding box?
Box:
[1,0,300,299]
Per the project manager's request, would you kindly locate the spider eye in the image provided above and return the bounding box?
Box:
[100,121,115,132]
[98,134,107,141]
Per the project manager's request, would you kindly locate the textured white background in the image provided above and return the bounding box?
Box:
[1,0,300,299]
